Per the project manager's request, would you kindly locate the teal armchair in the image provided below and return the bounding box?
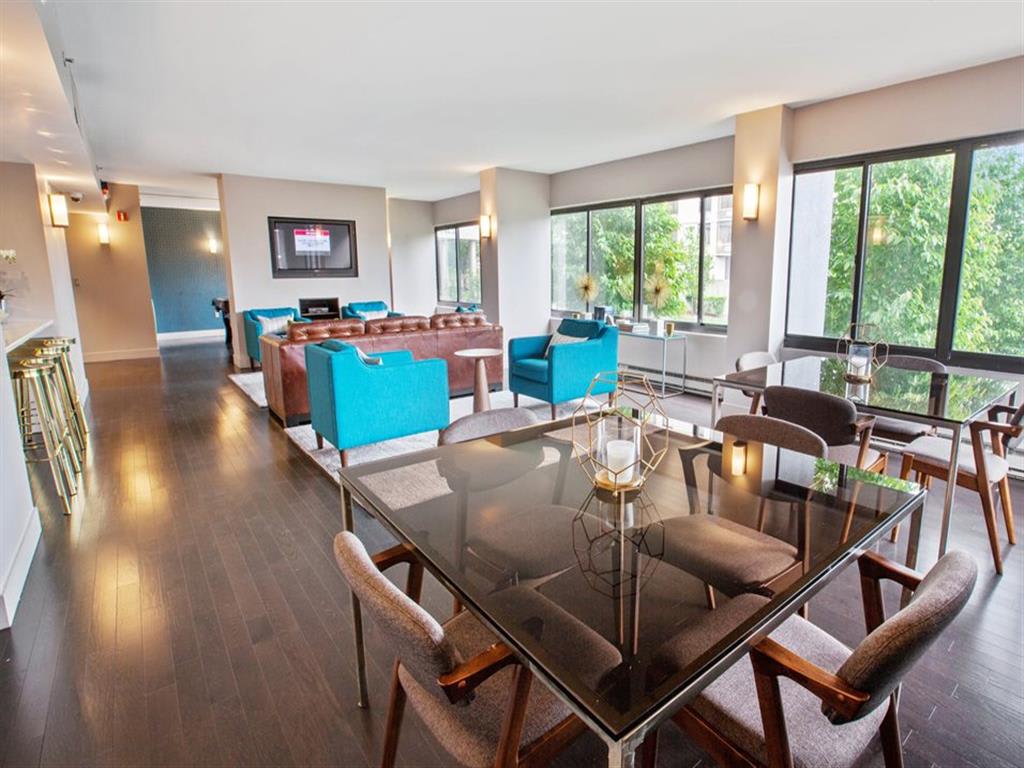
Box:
[305,340,449,464]
[508,319,619,418]
[243,307,306,367]
[341,300,403,320]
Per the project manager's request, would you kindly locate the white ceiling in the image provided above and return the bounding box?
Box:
[0,0,103,212]
[32,1,1024,201]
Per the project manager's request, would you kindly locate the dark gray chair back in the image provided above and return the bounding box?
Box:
[764,385,859,447]
[885,355,947,373]
[826,551,977,724]
[439,407,540,446]
[333,532,460,686]
[716,414,827,458]
[735,351,778,399]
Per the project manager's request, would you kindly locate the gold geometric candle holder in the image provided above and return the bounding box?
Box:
[571,371,670,493]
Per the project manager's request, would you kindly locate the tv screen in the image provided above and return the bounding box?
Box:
[268,216,358,278]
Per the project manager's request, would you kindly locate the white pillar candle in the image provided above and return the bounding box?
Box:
[606,439,637,485]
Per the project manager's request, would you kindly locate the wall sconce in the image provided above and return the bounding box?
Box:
[479,214,492,239]
[208,236,220,254]
[97,221,110,245]
[741,184,760,221]
[731,440,748,476]
[48,193,69,227]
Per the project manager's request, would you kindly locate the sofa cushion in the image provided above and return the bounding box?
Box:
[556,318,603,339]
[431,312,490,329]
[288,318,365,342]
[512,358,549,384]
[545,327,589,358]
[366,316,431,334]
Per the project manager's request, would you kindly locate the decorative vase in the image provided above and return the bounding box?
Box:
[664,321,675,336]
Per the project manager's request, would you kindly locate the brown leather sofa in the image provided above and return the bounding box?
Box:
[260,312,504,425]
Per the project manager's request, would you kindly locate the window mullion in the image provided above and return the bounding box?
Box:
[633,201,643,321]
[935,141,974,362]
[697,194,706,325]
[586,210,593,314]
[849,164,870,331]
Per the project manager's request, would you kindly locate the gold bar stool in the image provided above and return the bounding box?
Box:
[19,341,87,464]
[9,358,78,514]
[36,337,89,441]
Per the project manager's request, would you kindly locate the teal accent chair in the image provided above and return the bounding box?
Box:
[508,319,619,419]
[341,301,404,320]
[305,340,450,465]
[243,307,305,367]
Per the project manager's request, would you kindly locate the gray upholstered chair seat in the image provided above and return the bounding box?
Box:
[871,415,931,443]
[439,407,541,446]
[826,444,883,469]
[466,504,578,580]
[398,609,571,768]
[660,516,798,596]
[690,614,887,768]
[904,434,1009,483]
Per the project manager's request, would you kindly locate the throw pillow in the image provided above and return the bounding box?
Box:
[362,310,389,320]
[257,314,291,335]
[354,346,382,366]
[545,329,589,358]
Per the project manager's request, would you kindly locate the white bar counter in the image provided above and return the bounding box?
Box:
[3,318,54,353]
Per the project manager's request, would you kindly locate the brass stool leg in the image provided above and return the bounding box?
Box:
[55,346,89,438]
[43,368,82,475]
[13,376,35,450]
[49,351,86,463]
[27,373,77,514]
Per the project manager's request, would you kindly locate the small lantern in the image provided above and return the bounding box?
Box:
[571,371,670,493]
[836,323,888,384]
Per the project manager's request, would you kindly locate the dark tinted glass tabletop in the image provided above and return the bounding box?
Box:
[341,417,923,739]
[719,355,1016,425]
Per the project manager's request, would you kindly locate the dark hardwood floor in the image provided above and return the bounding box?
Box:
[1,341,1021,768]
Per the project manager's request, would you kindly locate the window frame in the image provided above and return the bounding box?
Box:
[783,130,1024,374]
[550,185,733,332]
[434,221,482,307]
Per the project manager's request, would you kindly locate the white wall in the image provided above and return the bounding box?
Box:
[218,173,390,369]
[0,322,41,629]
[433,191,480,226]
[388,198,437,316]
[792,57,1024,162]
[549,136,734,209]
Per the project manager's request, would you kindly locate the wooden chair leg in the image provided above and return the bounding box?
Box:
[997,477,1016,545]
[879,694,904,768]
[550,403,557,420]
[978,484,1004,575]
[703,583,716,610]
[513,392,519,407]
[640,729,659,768]
[891,455,918,543]
[495,665,534,767]
[381,662,407,768]
[340,449,349,468]
[315,432,324,450]
[752,668,794,768]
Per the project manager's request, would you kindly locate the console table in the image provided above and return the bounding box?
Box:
[619,330,687,396]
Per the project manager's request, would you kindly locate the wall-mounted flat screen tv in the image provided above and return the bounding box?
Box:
[268,216,358,278]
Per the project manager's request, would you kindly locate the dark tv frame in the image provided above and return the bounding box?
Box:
[268,216,359,279]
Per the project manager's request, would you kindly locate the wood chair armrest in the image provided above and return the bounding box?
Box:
[852,414,876,435]
[971,419,1023,437]
[438,642,519,704]
[750,637,869,721]
[970,419,1021,459]
[857,550,923,591]
[371,543,419,572]
[987,404,1019,421]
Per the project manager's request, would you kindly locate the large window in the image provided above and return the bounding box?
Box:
[786,132,1023,371]
[551,187,732,328]
[435,222,481,305]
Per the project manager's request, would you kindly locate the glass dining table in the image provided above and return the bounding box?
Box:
[338,414,925,766]
[711,354,1018,560]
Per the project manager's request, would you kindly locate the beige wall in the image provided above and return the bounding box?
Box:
[388,198,437,316]
[66,183,159,362]
[433,191,480,226]
[549,136,734,209]
[0,162,57,322]
[218,174,390,369]
[792,57,1024,162]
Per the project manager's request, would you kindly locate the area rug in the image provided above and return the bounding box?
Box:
[228,372,267,407]
[285,391,594,484]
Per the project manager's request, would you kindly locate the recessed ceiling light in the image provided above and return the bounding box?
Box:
[25,106,40,113]
[55,160,71,166]
[48,147,68,154]
[37,129,55,138]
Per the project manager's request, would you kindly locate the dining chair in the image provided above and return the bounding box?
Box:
[735,350,778,413]
[897,401,1022,574]
[439,407,540,445]
[670,415,828,611]
[763,385,887,474]
[333,532,588,768]
[643,550,977,768]
[871,355,947,444]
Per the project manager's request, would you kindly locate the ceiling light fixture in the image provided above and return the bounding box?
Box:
[97,220,110,245]
[48,193,69,227]
[208,236,220,254]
